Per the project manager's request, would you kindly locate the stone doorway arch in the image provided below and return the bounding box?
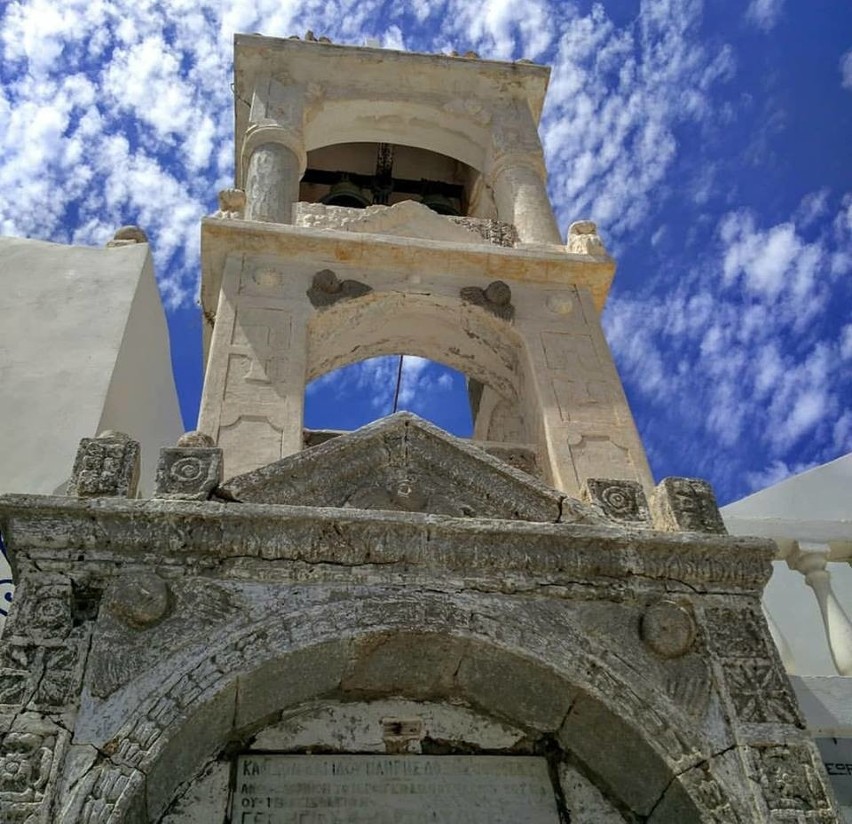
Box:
[61,590,743,823]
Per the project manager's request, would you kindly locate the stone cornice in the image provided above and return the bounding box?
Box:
[0,494,775,593]
[200,217,615,359]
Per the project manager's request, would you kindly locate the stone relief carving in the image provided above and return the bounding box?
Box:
[681,764,743,823]
[67,431,140,499]
[460,280,514,321]
[705,607,802,726]
[661,658,712,719]
[307,268,372,308]
[448,217,517,246]
[640,600,696,659]
[0,720,55,802]
[752,744,836,818]
[217,413,573,523]
[567,220,607,255]
[88,578,239,700]
[104,573,171,630]
[154,432,223,501]
[651,477,727,534]
[581,478,651,526]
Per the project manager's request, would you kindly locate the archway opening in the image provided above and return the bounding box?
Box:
[299,142,482,216]
[304,355,474,437]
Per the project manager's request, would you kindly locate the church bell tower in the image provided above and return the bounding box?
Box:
[198,34,653,495]
[0,33,840,824]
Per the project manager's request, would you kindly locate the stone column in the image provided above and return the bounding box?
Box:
[488,154,562,246]
[244,142,302,224]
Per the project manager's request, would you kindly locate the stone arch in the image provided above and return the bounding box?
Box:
[303,98,490,173]
[63,591,743,823]
[306,291,524,412]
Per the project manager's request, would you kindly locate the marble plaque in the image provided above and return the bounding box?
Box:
[817,737,852,808]
[232,754,560,823]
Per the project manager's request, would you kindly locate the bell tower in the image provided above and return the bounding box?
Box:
[0,32,841,824]
[198,34,653,496]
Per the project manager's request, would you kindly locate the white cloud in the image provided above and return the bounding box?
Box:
[605,196,851,496]
[745,0,784,32]
[744,457,819,493]
[542,0,735,243]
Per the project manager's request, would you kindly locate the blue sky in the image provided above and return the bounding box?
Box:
[0,0,850,505]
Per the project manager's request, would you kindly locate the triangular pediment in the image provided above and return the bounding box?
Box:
[218,413,600,524]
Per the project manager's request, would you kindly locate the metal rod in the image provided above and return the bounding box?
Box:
[391,355,404,413]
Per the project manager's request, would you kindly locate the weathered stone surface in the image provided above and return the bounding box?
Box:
[705,605,803,726]
[559,764,628,823]
[558,697,677,817]
[68,431,140,499]
[460,279,514,320]
[650,476,727,534]
[581,478,651,526]
[104,572,170,629]
[0,712,62,821]
[214,188,245,218]
[145,681,237,822]
[640,599,696,659]
[87,578,239,700]
[218,413,578,523]
[235,641,349,729]
[478,442,541,477]
[750,743,839,820]
[456,645,573,732]
[154,446,222,500]
[448,216,518,246]
[344,634,462,701]
[306,268,371,308]
[0,494,776,593]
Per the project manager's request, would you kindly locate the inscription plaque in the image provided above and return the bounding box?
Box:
[232,754,560,823]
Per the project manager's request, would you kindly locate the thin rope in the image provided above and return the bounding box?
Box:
[391,355,404,413]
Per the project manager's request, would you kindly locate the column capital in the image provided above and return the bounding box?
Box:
[787,540,831,574]
[242,124,307,181]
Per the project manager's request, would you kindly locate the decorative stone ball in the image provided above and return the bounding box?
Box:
[107,573,170,629]
[313,269,341,293]
[177,431,215,448]
[112,225,148,244]
[640,600,696,659]
[484,280,512,306]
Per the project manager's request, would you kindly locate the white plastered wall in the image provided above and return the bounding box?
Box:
[0,235,183,629]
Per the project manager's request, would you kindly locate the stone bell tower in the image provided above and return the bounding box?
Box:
[0,33,841,824]
[198,34,653,496]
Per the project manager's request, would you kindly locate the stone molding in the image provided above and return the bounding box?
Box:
[0,495,774,593]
